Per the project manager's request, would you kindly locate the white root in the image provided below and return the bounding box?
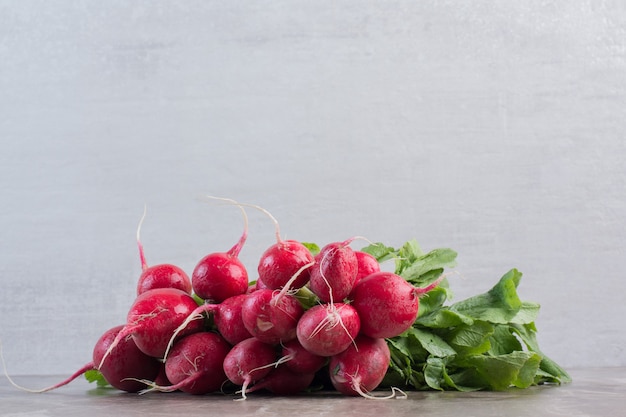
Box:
[200,195,284,244]
[272,261,315,305]
[352,382,408,400]
[202,196,249,257]
[1,339,94,393]
[136,204,148,271]
[162,305,211,362]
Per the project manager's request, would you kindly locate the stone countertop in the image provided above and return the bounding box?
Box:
[1,368,624,417]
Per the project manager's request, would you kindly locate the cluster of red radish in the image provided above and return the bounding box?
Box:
[19,199,442,399]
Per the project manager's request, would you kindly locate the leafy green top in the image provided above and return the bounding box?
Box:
[361,240,571,391]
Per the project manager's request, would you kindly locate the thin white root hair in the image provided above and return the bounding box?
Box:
[273,261,315,304]
[136,204,148,271]
[228,200,283,244]
[344,235,373,246]
[199,196,249,257]
[121,377,176,395]
[317,247,337,307]
[97,325,134,370]
[234,378,251,401]
[352,382,408,400]
[1,339,94,393]
[247,355,292,377]
[307,304,358,352]
[162,309,207,362]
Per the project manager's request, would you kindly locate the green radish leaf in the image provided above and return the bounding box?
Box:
[423,357,446,390]
[416,285,450,319]
[444,321,494,356]
[377,240,569,392]
[301,242,320,256]
[510,323,572,383]
[448,269,524,324]
[444,368,488,392]
[488,324,524,355]
[360,242,397,262]
[399,248,458,285]
[459,351,542,390]
[417,307,474,328]
[84,369,110,388]
[409,327,457,358]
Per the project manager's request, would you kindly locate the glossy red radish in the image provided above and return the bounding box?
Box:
[241,289,303,345]
[140,332,231,395]
[162,292,253,360]
[91,325,162,392]
[245,365,315,396]
[192,200,249,302]
[135,207,192,295]
[253,203,314,291]
[309,239,359,303]
[247,277,268,293]
[329,335,404,398]
[223,337,279,399]
[1,325,160,393]
[354,250,381,283]
[296,303,360,357]
[99,288,203,367]
[281,339,327,374]
[213,293,253,345]
[351,271,444,339]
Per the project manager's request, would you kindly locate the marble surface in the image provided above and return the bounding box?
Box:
[1,368,624,417]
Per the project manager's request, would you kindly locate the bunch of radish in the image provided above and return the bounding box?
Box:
[4,199,444,400]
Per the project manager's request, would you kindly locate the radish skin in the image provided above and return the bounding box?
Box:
[351,271,444,339]
[309,239,359,303]
[241,289,303,345]
[191,203,249,303]
[354,251,381,284]
[213,294,253,345]
[281,339,327,374]
[223,337,278,400]
[139,332,231,395]
[245,365,315,396]
[99,288,204,368]
[258,240,314,291]
[329,335,394,398]
[296,303,360,357]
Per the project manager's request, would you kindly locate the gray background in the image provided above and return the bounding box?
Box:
[1,1,624,375]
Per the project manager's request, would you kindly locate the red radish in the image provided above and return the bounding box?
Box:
[223,337,279,399]
[309,239,359,303]
[281,339,327,374]
[137,264,191,296]
[153,363,171,387]
[245,365,315,396]
[247,276,270,293]
[329,335,397,398]
[162,293,252,359]
[354,251,380,283]
[213,293,253,346]
[92,325,162,392]
[351,271,444,339]
[135,207,192,295]
[253,203,314,291]
[241,289,303,345]
[1,325,160,393]
[258,240,314,290]
[99,288,204,367]
[192,200,249,302]
[142,332,231,395]
[296,303,360,357]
